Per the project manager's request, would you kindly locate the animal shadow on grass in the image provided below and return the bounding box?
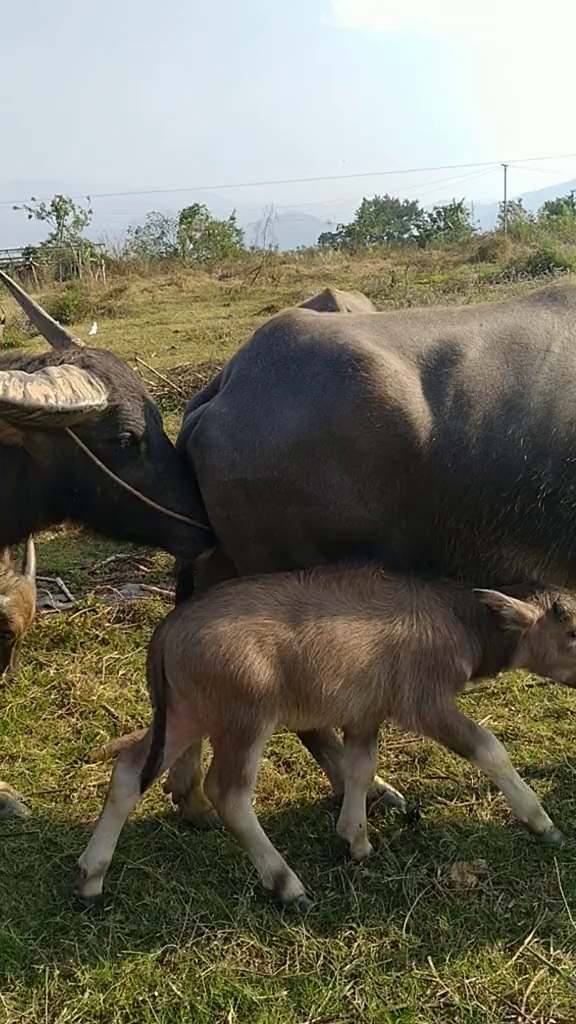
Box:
[2,769,575,984]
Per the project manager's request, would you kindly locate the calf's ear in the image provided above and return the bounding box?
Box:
[474,589,539,631]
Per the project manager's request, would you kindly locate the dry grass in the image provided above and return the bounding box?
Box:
[2,252,576,1023]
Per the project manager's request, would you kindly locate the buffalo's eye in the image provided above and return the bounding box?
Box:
[566,628,576,641]
[118,431,140,448]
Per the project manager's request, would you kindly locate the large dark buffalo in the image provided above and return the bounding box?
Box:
[168,281,576,824]
[0,271,212,816]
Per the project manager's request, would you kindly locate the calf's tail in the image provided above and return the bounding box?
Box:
[140,630,169,793]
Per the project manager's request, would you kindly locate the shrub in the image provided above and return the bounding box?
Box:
[502,243,576,281]
[45,286,92,325]
[470,234,512,264]
[1,326,28,349]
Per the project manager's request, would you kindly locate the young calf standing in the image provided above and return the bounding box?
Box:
[0,538,36,820]
[77,566,576,911]
[0,538,36,681]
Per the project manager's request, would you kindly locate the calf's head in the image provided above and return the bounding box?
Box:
[0,271,212,559]
[0,539,36,680]
[476,586,576,686]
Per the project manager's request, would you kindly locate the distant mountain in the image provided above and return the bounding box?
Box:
[473,178,576,231]
[244,209,332,250]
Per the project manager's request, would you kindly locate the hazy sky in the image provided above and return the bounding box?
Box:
[2,0,576,242]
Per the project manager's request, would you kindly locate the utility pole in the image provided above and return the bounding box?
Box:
[502,163,508,235]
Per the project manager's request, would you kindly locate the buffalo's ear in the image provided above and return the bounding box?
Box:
[0,365,108,428]
[474,589,540,630]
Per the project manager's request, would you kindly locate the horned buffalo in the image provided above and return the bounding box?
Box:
[0,271,212,815]
[168,281,576,824]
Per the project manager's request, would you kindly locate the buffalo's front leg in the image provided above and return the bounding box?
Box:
[297,728,405,812]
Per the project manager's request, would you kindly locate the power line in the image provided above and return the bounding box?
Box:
[2,151,576,208]
[84,168,504,218]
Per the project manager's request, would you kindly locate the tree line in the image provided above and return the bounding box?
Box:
[9,187,576,281]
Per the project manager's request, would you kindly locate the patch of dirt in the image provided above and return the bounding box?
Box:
[88,551,175,602]
[439,859,489,890]
[139,360,224,413]
[36,550,176,614]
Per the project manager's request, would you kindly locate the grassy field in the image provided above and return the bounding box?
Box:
[2,250,576,1023]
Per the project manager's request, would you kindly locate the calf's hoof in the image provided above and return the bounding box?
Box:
[74,888,106,912]
[350,837,373,862]
[290,892,314,915]
[540,826,564,846]
[269,867,312,913]
[0,783,31,821]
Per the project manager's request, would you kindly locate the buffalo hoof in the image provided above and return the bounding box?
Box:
[366,777,406,815]
[178,804,222,831]
[540,826,564,846]
[0,782,31,821]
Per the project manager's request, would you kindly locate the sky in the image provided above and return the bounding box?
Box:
[2,0,576,244]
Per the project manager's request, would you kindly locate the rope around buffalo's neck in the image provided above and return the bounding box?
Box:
[65,428,212,532]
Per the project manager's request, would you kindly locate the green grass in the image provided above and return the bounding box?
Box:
[2,255,576,1022]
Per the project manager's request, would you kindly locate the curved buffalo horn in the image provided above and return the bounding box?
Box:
[0,270,84,350]
[0,365,108,428]
[21,538,36,584]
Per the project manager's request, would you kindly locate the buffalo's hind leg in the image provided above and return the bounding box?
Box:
[165,549,238,829]
[76,712,200,905]
[76,731,154,905]
[205,726,313,913]
[298,728,405,813]
[163,740,219,829]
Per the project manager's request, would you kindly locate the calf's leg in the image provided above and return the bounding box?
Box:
[422,705,562,843]
[205,727,312,912]
[336,729,379,861]
[298,728,405,812]
[76,715,197,904]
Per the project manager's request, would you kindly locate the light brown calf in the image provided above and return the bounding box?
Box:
[0,538,36,680]
[0,538,36,820]
[77,566,576,911]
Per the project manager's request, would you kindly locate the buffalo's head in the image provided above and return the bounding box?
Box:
[0,271,213,561]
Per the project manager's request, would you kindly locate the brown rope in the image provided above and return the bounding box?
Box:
[65,428,212,532]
